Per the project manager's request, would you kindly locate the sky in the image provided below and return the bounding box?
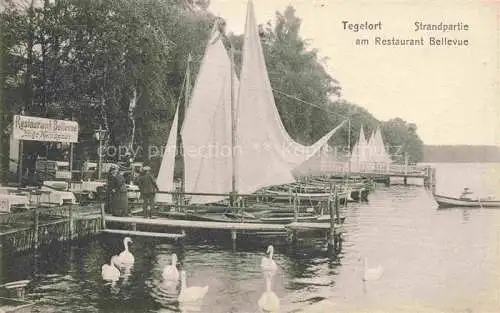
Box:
[208,0,500,146]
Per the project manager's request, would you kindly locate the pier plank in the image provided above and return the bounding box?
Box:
[286,222,343,231]
[102,229,185,239]
[105,216,287,231]
[104,216,342,232]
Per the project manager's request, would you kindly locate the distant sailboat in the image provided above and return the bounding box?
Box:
[350,125,368,173]
[366,126,391,172]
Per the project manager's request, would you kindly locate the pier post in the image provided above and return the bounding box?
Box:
[68,204,74,240]
[328,186,336,251]
[286,230,293,243]
[334,188,340,225]
[177,229,186,248]
[293,194,298,222]
[0,237,3,280]
[33,206,39,250]
[100,203,106,230]
[287,229,297,247]
[431,168,437,195]
[176,188,181,213]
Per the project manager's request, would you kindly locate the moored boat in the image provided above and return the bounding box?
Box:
[434,194,500,208]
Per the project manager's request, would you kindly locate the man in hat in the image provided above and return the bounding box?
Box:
[137,165,159,218]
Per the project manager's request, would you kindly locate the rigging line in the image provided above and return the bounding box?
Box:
[272,88,349,120]
[175,65,188,112]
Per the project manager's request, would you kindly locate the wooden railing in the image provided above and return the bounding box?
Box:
[295,161,430,176]
[0,205,102,253]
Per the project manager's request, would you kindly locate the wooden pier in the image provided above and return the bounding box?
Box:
[0,164,436,254]
[0,205,103,254]
[103,187,345,251]
[0,183,349,254]
[299,163,436,189]
[103,215,343,245]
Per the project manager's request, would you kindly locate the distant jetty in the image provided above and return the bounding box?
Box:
[423,145,500,163]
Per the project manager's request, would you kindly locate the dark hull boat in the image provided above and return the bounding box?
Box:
[434,194,500,208]
[158,209,322,224]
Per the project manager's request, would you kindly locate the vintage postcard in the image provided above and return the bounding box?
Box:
[0,0,499,312]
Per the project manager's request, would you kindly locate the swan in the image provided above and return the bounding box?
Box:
[117,237,134,266]
[261,245,278,273]
[178,270,209,303]
[102,256,120,281]
[258,274,280,313]
[362,257,383,281]
[162,253,179,285]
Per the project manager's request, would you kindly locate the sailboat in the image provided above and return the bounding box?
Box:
[155,1,346,224]
[367,126,391,172]
[349,125,369,174]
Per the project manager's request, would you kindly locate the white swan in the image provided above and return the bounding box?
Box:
[117,237,134,266]
[101,256,120,281]
[362,257,383,281]
[162,253,179,285]
[261,245,278,273]
[178,270,209,303]
[258,274,280,313]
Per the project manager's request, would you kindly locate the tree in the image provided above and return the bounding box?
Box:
[382,118,423,163]
[0,0,217,179]
[0,1,425,184]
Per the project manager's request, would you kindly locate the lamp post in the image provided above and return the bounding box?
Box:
[124,152,134,183]
[347,118,351,176]
[94,125,107,180]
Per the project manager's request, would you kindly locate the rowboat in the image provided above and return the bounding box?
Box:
[434,194,500,208]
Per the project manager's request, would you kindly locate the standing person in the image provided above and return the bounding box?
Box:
[137,166,159,218]
[459,187,473,200]
[107,164,129,216]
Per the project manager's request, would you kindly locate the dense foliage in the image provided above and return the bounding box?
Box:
[0,0,423,182]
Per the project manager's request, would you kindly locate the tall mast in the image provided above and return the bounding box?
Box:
[180,54,191,196]
[184,54,192,112]
[347,118,351,175]
[229,43,238,203]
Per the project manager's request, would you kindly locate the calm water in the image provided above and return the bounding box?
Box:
[2,163,500,313]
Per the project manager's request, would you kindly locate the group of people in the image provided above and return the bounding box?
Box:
[106,164,159,218]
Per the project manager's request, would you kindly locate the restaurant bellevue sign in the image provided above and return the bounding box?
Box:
[12,115,79,143]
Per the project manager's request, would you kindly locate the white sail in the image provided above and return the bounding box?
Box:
[350,125,368,173]
[156,105,180,203]
[371,126,392,168]
[181,29,239,204]
[366,128,375,171]
[235,0,343,194]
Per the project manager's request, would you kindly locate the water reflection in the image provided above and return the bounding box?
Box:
[261,245,278,278]
[148,276,179,310]
[461,209,470,222]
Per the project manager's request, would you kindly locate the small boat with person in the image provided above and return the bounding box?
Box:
[434,188,500,208]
